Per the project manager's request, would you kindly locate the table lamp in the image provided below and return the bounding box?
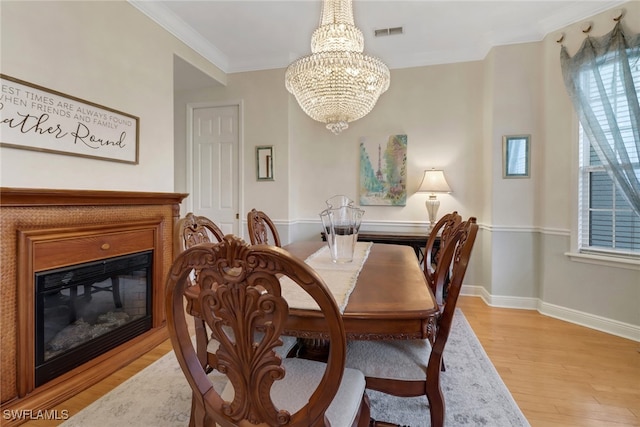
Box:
[417,169,452,230]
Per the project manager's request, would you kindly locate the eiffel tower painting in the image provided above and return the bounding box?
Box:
[359,134,407,206]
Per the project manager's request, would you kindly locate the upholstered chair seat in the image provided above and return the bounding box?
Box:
[221,357,366,427]
[346,339,431,381]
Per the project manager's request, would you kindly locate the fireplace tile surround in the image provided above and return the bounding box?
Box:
[0,188,187,426]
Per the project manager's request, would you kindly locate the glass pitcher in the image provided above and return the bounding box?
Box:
[325,195,355,209]
[320,195,365,263]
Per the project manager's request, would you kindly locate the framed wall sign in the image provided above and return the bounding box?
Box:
[256,145,273,181]
[0,74,139,164]
[502,135,530,178]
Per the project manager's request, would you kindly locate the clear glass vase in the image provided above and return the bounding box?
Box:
[320,196,364,263]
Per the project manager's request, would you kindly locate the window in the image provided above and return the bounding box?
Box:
[578,54,640,257]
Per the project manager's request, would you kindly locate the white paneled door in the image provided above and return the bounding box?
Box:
[191,105,239,235]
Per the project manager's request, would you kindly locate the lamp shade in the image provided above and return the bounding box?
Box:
[417,169,452,193]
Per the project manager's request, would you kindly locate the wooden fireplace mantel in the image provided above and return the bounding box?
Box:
[0,187,188,426]
[0,187,187,207]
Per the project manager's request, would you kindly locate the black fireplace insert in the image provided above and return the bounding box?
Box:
[35,251,153,386]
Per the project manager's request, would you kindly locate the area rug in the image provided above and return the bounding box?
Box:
[62,309,529,427]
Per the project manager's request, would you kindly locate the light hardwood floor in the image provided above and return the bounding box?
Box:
[460,297,640,427]
[19,296,640,427]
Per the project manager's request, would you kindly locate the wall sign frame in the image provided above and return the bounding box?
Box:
[0,74,139,164]
[502,134,530,178]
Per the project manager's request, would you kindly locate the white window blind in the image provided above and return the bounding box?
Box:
[578,54,640,257]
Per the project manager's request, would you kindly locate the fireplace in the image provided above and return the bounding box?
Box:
[0,188,187,427]
[35,251,153,386]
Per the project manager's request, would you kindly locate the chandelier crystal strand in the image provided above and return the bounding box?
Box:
[285,0,390,134]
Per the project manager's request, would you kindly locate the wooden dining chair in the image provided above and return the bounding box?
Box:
[166,235,371,427]
[345,218,478,427]
[173,213,225,371]
[423,211,462,293]
[174,213,296,372]
[174,212,225,255]
[247,208,281,246]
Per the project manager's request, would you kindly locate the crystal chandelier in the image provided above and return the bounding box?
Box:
[285,0,390,134]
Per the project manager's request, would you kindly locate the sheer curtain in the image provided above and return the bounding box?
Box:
[560,21,640,216]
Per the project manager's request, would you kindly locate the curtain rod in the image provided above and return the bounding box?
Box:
[556,8,625,45]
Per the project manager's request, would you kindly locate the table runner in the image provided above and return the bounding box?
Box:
[280,241,373,313]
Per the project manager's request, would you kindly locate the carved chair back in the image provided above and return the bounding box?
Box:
[247,208,281,247]
[173,212,225,372]
[174,212,224,255]
[166,235,362,426]
[423,211,462,292]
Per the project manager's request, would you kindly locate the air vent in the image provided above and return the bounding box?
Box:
[374,27,404,37]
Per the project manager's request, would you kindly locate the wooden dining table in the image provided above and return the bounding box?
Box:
[281,241,439,342]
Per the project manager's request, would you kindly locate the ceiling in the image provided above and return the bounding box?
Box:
[131,0,626,89]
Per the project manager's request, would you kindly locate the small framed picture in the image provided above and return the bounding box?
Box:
[502,135,530,178]
[256,145,274,181]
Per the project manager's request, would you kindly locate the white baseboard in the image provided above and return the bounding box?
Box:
[538,301,640,342]
[462,285,538,309]
[460,285,640,342]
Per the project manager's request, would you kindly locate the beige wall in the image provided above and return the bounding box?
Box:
[175,61,485,226]
[289,62,485,223]
[535,3,640,331]
[173,69,291,226]
[0,1,224,192]
[2,1,639,338]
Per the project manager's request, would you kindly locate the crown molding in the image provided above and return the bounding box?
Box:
[536,1,628,36]
[129,0,629,74]
[128,0,230,72]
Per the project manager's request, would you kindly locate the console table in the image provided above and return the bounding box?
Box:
[321,230,435,263]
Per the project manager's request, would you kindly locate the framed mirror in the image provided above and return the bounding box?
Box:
[502,135,530,178]
[256,146,274,181]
